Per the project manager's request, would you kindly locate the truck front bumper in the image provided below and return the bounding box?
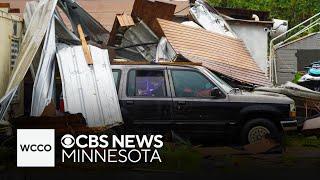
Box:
[281,120,298,131]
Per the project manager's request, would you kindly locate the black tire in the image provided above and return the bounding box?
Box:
[241,118,281,144]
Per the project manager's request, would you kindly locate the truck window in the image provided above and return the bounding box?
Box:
[112,69,121,91]
[171,70,224,98]
[127,70,167,97]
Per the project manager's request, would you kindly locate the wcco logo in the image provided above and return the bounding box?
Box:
[17,129,55,167]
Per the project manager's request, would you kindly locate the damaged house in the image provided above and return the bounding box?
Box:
[0,0,123,131]
[108,0,271,87]
[0,0,286,132]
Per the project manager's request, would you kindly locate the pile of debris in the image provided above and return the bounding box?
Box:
[108,0,270,87]
[0,0,122,131]
[0,0,272,131]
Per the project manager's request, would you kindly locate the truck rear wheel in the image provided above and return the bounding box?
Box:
[241,118,281,144]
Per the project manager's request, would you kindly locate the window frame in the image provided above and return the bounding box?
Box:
[126,68,170,98]
[112,69,122,91]
[169,69,226,99]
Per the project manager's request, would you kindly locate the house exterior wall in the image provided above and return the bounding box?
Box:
[275,49,297,85]
[0,10,24,117]
[275,33,320,85]
[229,22,270,74]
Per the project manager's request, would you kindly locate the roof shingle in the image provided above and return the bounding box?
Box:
[154,18,271,86]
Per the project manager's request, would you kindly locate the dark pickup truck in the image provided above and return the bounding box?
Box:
[111,64,297,144]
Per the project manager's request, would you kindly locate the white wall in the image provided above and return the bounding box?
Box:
[229,22,270,74]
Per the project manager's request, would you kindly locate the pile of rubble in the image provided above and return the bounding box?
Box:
[0,0,273,131]
[7,0,320,134]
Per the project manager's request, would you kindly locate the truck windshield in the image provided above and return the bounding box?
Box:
[202,68,233,93]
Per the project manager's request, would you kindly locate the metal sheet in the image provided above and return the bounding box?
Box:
[30,17,56,116]
[6,0,58,94]
[0,0,57,121]
[155,37,176,62]
[56,43,123,127]
[0,87,18,122]
[121,21,159,61]
[23,1,38,28]
[60,0,110,48]
[190,0,237,38]
[155,18,271,86]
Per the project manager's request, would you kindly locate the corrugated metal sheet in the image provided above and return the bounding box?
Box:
[121,21,159,61]
[30,17,56,116]
[6,0,58,94]
[0,86,18,122]
[155,18,271,86]
[0,0,57,121]
[60,0,110,48]
[56,43,123,127]
[190,0,236,38]
[0,10,23,98]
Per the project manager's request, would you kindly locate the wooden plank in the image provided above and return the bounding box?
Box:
[131,0,176,29]
[77,24,94,65]
[0,3,10,8]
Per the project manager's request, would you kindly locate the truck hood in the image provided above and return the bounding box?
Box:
[228,91,294,104]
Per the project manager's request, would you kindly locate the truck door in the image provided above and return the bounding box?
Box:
[120,68,173,135]
[169,69,229,140]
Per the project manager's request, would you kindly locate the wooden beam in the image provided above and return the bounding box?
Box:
[77,24,93,65]
[0,3,10,8]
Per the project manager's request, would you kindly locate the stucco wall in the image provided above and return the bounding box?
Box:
[229,22,270,74]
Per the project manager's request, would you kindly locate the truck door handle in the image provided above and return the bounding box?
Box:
[126,100,134,105]
[177,101,186,105]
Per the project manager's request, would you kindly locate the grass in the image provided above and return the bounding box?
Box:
[283,134,320,148]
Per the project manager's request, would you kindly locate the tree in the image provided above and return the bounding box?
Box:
[207,0,320,27]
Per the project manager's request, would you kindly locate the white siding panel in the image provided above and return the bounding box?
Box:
[57,43,122,127]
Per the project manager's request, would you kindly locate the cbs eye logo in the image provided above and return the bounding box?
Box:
[61,134,75,148]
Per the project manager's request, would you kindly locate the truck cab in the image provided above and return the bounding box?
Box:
[111,64,297,144]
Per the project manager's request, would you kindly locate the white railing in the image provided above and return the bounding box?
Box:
[269,12,320,84]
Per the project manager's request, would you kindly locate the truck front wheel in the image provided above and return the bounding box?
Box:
[241,118,281,144]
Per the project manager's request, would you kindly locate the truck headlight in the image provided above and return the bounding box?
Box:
[289,103,296,118]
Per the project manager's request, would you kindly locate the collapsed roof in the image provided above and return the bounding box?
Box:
[153,19,271,86]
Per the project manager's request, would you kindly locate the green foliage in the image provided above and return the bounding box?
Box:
[207,0,320,27]
[292,72,303,83]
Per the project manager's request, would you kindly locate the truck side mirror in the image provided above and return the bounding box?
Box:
[210,87,222,98]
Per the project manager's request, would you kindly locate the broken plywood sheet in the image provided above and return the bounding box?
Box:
[117,14,135,27]
[56,43,123,127]
[131,0,176,30]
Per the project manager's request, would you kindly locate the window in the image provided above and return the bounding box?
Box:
[112,69,121,91]
[171,70,224,98]
[127,70,167,97]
